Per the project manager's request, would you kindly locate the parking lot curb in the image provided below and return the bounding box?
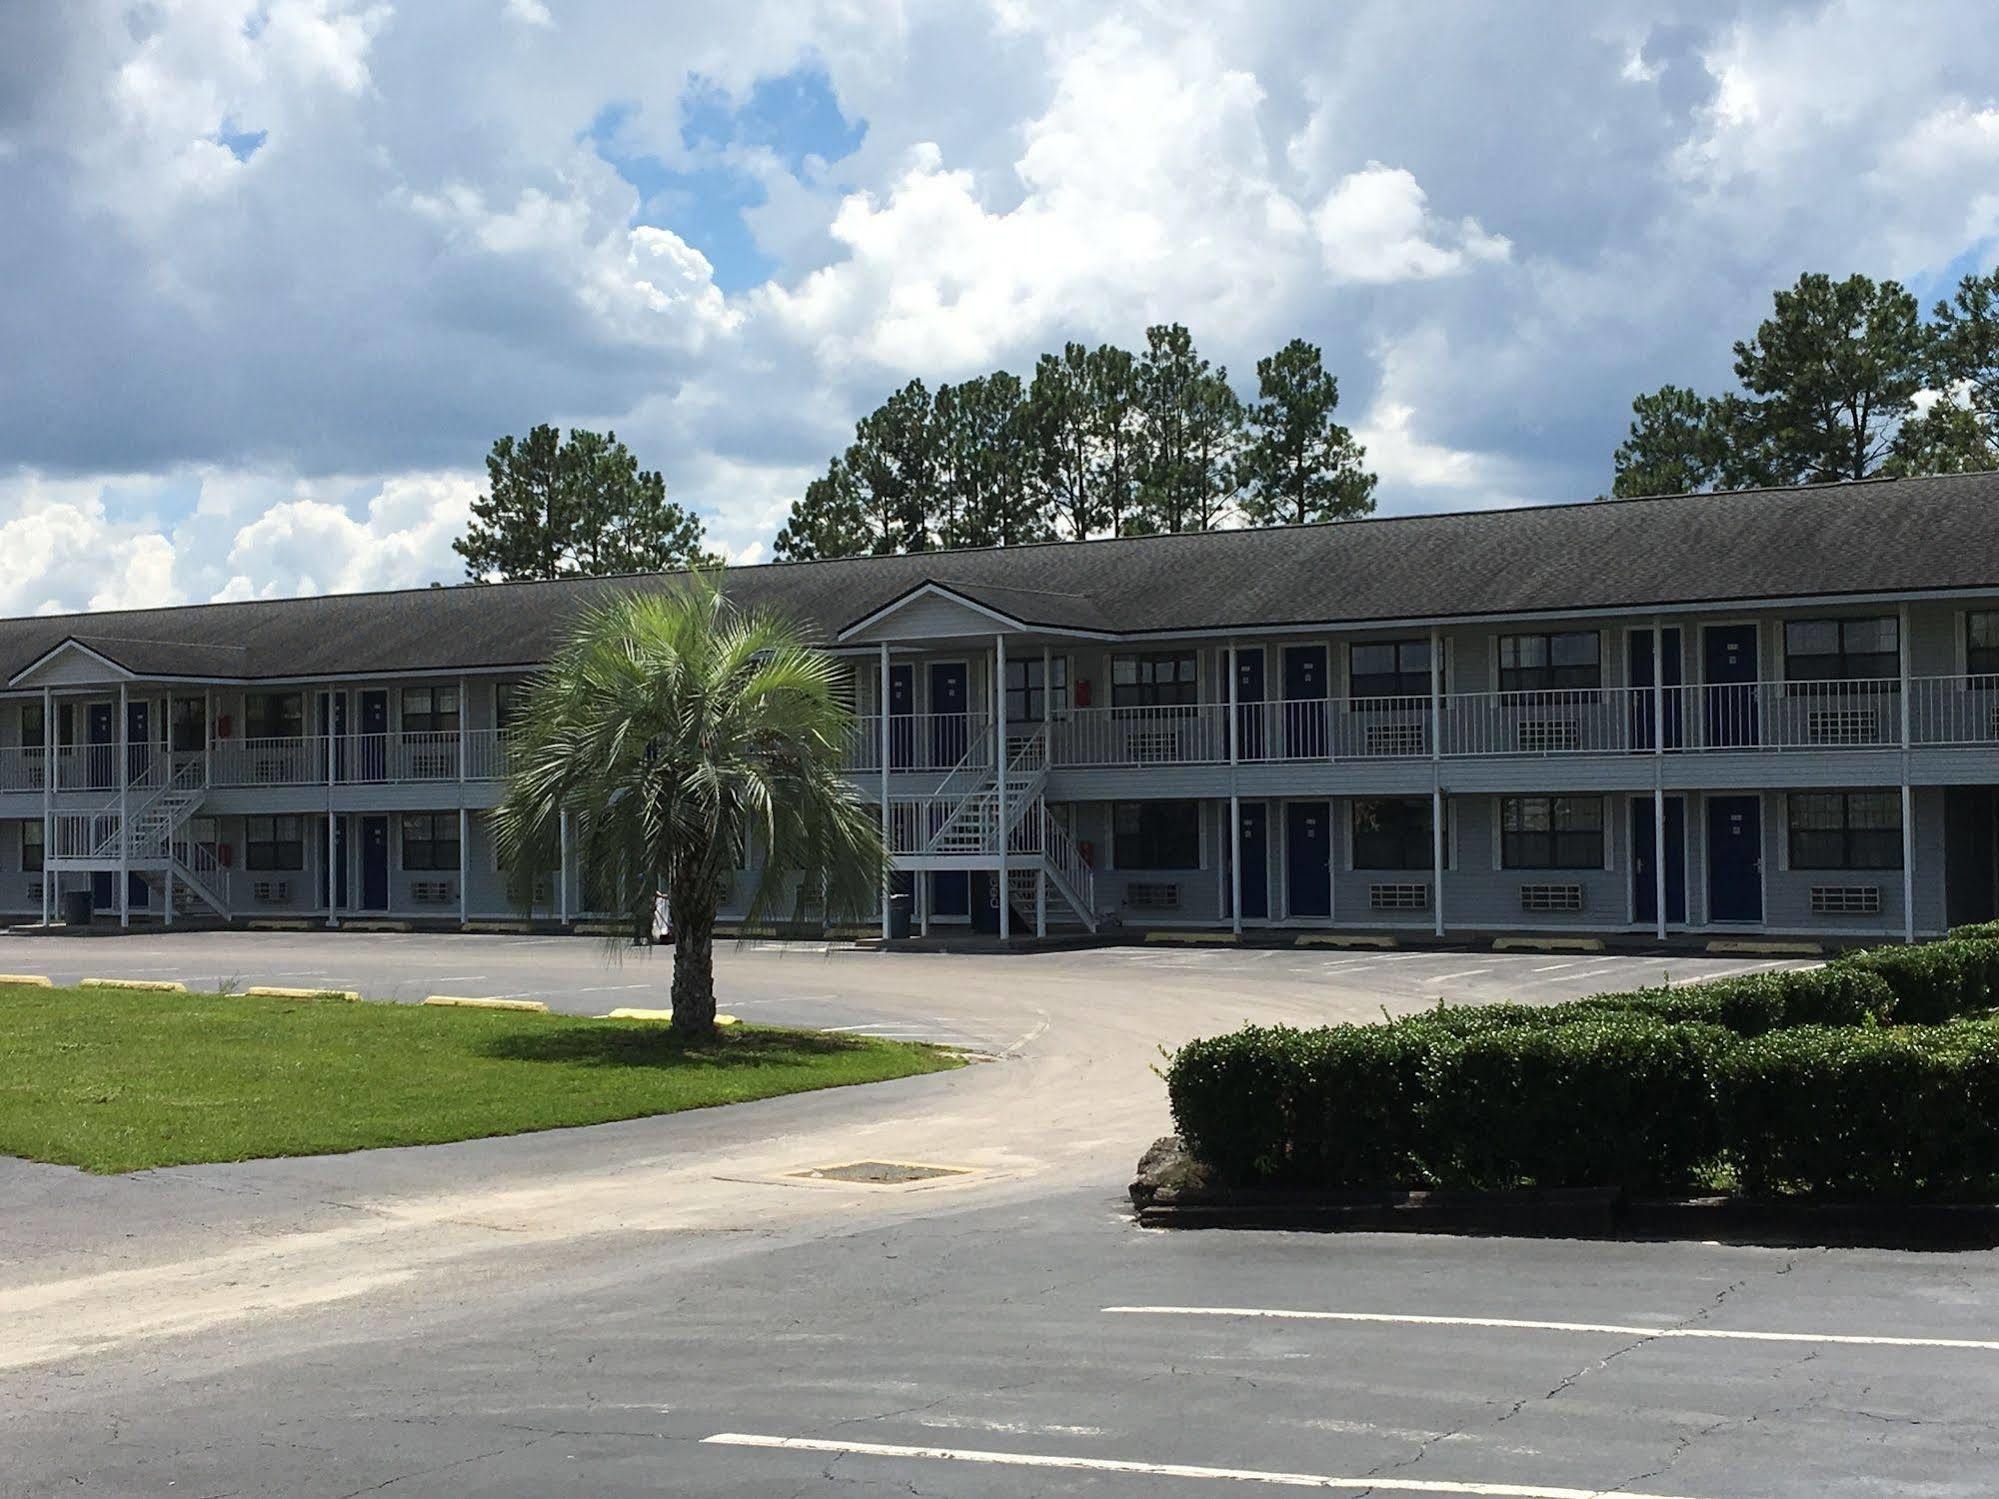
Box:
[1295,934,1397,949]
[80,977,188,993]
[1706,939,1823,957]
[1146,931,1240,945]
[0,973,54,987]
[344,920,412,933]
[422,995,548,1012]
[1493,936,1605,953]
[243,985,362,1001]
[601,1007,739,1026]
[246,918,313,931]
[462,920,533,934]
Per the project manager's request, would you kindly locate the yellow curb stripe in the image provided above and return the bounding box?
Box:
[462,921,533,934]
[601,1007,738,1026]
[423,995,548,1012]
[343,920,412,933]
[243,985,362,1001]
[246,918,312,931]
[1295,933,1398,949]
[0,973,54,988]
[1706,939,1822,957]
[1145,931,1239,945]
[1493,937,1605,953]
[81,977,189,992]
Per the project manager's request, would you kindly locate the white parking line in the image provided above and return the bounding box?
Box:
[1102,1306,1999,1352]
[1424,968,1490,983]
[1530,961,1583,973]
[701,1433,1708,1498]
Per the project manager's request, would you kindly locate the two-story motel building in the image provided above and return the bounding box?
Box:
[2,472,1997,944]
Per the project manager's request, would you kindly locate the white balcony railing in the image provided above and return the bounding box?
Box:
[846,712,995,776]
[1049,705,1229,768]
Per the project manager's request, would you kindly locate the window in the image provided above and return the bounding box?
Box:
[1498,632,1600,693]
[1500,795,1604,869]
[171,697,205,753]
[401,813,461,871]
[1005,656,1068,723]
[1784,617,1898,684]
[20,820,41,873]
[1111,652,1197,709]
[1351,798,1436,870]
[245,815,305,871]
[244,693,303,741]
[1787,792,1902,870]
[1969,611,1999,680]
[1112,800,1201,869]
[402,686,460,735]
[21,703,42,749]
[1349,640,1432,702]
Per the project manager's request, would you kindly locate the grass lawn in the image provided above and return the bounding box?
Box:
[0,985,963,1174]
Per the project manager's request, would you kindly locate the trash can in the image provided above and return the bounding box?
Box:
[61,888,93,928]
[886,892,912,940]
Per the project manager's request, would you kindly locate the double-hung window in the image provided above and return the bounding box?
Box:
[1499,795,1604,869]
[244,693,304,741]
[1112,800,1201,869]
[20,820,42,874]
[1787,792,1902,870]
[1784,617,1898,687]
[402,687,460,735]
[401,813,461,871]
[1498,632,1600,694]
[1111,652,1197,711]
[245,815,305,871]
[171,697,205,753]
[1005,657,1068,723]
[1348,640,1431,703]
[1351,798,1436,870]
[1967,611,1999,683]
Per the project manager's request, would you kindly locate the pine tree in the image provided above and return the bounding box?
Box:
[1238,339,1376,524]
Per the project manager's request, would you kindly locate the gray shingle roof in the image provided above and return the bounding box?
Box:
[3,472,1996,685]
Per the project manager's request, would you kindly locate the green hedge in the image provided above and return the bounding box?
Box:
[1831,937,1999,1025]
[1165,937,1999,1200]
[1422,1018,1728,1191]
[1404,962,1894,1038]
[1721,1022,1999,1197]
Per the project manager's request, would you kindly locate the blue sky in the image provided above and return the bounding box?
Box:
[1,0,1998,613]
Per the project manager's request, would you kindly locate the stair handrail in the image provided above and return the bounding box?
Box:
[1040,804,1096,926]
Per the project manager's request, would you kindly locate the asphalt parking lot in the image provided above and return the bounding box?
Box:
[11,931,1983,1498]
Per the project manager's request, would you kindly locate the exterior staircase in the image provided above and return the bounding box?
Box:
[48,756,230,920]
[901,725,1098,932]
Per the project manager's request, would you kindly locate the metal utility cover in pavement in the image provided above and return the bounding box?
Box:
[790,1161,970,1185]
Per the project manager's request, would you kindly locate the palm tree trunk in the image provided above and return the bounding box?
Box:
[669,877,718,1039]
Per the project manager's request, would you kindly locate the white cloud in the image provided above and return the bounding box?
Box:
[214,474,476,600]
[1313,163,1511,283]
[504,0,556,26]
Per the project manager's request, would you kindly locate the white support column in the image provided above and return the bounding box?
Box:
[1036,868,1046,938]
[41,686,52,927]
[996,633,1009,943]
[1900,603,1915,943]
[1228,638,1241,937]
[326,813,340,927]
[1653,615,1668,943]
[878,642,891,940]
[458,676,468,784]
[558,811,571,925]
[1430,626,1445,939]
[117,682,129,929]
[459,806,470,927]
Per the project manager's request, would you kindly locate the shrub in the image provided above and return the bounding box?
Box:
[1720,1022,1999,1198]
[1167,1023,1433,1188]
[1832,938,1999,1024]
[1421,1017,1729,1192]
[1949,921,1999,942]
[1405,963,1894,1039]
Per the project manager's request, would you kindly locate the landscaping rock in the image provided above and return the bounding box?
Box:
[1130,1135,1210,1206]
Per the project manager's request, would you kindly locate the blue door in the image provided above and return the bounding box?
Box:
[361,815,390,910]
[87,702,114,789]
[1702,625,1759,748]
[1237,802,1269,920]
[127,700,152,782]
[1285,800,1331,918]
[928,662,968,768]
[888,664,915,770]
[1632,795,1687,925]
[1706,795,1762,923]
[1626,628,1684,750]
[357,690,389,782]
[1282,645,1328,759]
[930,870,969,918]
[1234,649,1267,761]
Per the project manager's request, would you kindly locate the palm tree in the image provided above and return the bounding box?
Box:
[494,576,885,1039]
